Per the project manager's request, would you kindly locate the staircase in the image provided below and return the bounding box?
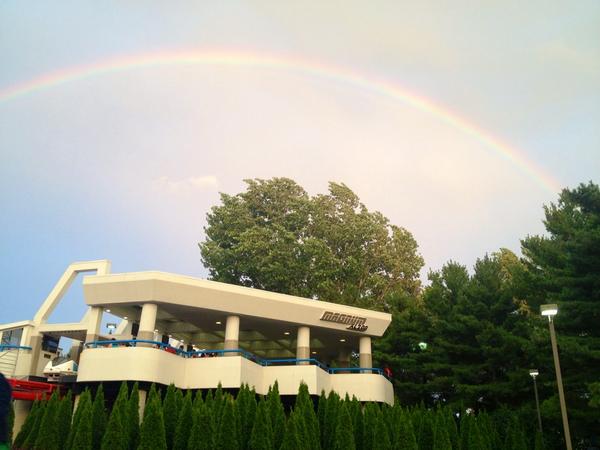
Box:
[0,349,18,377]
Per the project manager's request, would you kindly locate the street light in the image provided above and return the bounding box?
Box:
[540,304,572,450]
[529,369,543,434]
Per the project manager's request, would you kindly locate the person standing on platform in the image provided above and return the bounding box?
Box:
[0,372,12,450]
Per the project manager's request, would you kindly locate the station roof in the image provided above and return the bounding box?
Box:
[83,271,392,360]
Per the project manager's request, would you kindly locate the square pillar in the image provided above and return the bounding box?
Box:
[85,306,104,343]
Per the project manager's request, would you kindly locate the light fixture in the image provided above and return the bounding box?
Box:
[540,304,558,317]
[418,342,428,351]
[339,339,346,342]
[215,321,222,325]
[311,351,317,355]
[106,323,117,335]
[529,369,539,377]
[168,334,172,338]
[284,331,290,335]
[105,309,111,313]
[154,329,158,333]
[123,316,128,320]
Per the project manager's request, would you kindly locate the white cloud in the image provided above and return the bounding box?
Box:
[154,175,219,193]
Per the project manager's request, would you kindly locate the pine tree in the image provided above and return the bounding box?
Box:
[267,382,286,449]
[128,382,140,450]
[395,409,418,450]
[374,408,392,450]
[294,383,320,450]
[468,419,485,450]
[35,389,60,450]
[13,400,40,449]
[163,384,178,450]
[144,383,160,421]
[188,403,213,450]
[7,400,14,446]
[325,392,341,450]
[71,399,93,450]
[349,397,363,450]
[175,388,184,411]
[317,392,327,449]
[432,411,452,450]
[138,397,167,450]
[66,390,92,450]
[333,402,355,450]
[534,430,545,450]
[418,410,434,450]
[443,409,459,450]
[56,391,73,450]
[91,385,107,450]
[362,402,378,450]
[459,412,471,450]
[280,410,302,450]
[249,398,273,450]
[215,397,238,450]
[173,390,193,450]
[101,387,128,450]
[236,384,257,450]
[193,390,204,410]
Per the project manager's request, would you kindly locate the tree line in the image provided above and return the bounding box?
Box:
[11,381,541,450]
[199,179,600,448]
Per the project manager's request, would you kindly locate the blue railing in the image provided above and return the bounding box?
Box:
[83,339,387,377]
[0,345,32,351]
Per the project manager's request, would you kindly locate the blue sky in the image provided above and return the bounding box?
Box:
[1,1,599,325]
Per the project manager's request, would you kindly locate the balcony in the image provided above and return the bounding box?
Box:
[78,340,394,404]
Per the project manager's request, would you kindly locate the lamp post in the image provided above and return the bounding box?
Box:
[529,369,543,434]
[541,304,572,450]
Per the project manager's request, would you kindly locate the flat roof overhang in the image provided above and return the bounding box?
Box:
[82,271,392,359]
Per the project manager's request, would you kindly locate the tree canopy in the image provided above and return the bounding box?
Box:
[200,178,424,311]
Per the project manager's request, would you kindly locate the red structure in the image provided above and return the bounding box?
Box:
[7,378,59,401]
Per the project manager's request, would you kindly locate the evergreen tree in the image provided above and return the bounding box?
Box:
[56,391,73,450]
[374,408,392,450]
[188,403,213,450]
[280,410,302,450]
[101,387,128,450]
[35,389,60,450]
[333,402,355,450]
[534,430,545,450]
[144,383,160,421]
[294,383,320,450]
[316,392,327,449]
[432,411,452,450]
[91,385,107,450]
[71,399,93,450]
[163,384,178,450]
[7,401,14,446]
[468,419,485,450]
[249,399,273,450]
[443,409,459,450]
[193,390,204,410]
[13,400,40,449]
[417,411,434,450]
[66,390,92,450]
[215,397,238,450]
[173,390,193,450]
[138,397,167,450]
[395,409,418,450]
[267,382,286,449]
[325,392,341,450]
[348,397,363,450]
[236,384,257,450]
[175,388,184,411]
[361,402,377,450]
[128,382,140,450]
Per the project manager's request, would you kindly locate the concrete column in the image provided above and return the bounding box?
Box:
[296,326,310,365]
[337,349,350,368]
[138,389,147,421]
[70,340,83,364]
[224,315,240,355]
[12,399,31,437]
[137,303,158,346]
[359,336,372,373]
[85,306,104,343]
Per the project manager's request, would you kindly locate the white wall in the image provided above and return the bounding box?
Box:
[77,347,394,404]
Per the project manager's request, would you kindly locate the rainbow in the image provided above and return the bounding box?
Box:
[0,49,562,192]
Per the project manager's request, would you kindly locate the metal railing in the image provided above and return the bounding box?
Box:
[0,345,32,351]
[83,339,388,377]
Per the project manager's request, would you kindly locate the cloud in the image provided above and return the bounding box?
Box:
[154,175,219,193]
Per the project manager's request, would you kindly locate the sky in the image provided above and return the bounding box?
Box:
[1,1,599,325]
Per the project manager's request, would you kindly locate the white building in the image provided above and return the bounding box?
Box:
[1,260,394,430]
